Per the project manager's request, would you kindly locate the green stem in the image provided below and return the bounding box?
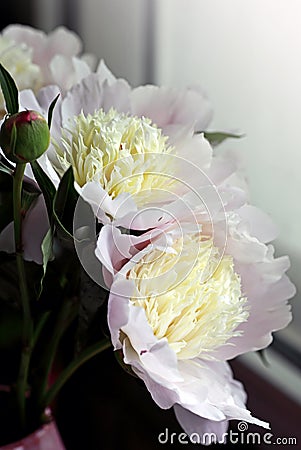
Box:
[36,297,76,410]
[13,163,34,431]
[32,312,51,348]
[42,339,111,409]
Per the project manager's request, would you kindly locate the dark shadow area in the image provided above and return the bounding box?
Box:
[0,1,34,30]
[55,350,261,450]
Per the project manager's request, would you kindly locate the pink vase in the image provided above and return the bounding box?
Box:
[0,421,65,450]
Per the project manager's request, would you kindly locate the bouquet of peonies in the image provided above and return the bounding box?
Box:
[0,24,296,447]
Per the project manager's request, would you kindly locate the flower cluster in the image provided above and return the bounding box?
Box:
[0,24,295,445]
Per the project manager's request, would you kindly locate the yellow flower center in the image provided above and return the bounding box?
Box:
[54,108,176,206]
[127,234,248,360]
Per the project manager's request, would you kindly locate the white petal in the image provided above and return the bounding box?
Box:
[238,204,278,243]
[96,59,117,84]
[0,195,49,265]
[76,181,137,223]
[131,85,213,132]
[174,406,229,445]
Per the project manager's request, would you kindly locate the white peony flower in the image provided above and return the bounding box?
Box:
[90,136,295,440]
[0,24,93,112]
[0,35,40,113]
[18,62,214,230]
[95,214,295,442]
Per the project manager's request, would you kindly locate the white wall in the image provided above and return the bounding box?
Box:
[153,0,301,346]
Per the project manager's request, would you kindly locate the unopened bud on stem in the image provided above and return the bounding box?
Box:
[0,110,50,163]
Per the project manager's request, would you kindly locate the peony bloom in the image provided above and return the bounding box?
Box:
[15,63,212,229]
[0,25,93,113]
[0,33,40,113]
[94,187,295,442]
[17,62,216,230]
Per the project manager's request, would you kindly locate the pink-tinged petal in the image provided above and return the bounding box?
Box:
[38,154,61,188]
[114,207,173,231]
[45,27,82,58]
[95,225,136,286]
[131,85,213,132]
[0,195,49,265]
[171,130,212,172]
[107,282,133,349]
[36,85,62,114]
[72,57,92,82]
[101,79,131,114]
[19,89,43,113]
[36,86,62,142]
[49,56,91,93]
[96,60,117,84]
[174,360,269,427]
[237,205,278,243]
[131,360,182,410]
[22,196,49,263]
[76,181,137,224]
[3,25,46,56]
[81,53,97,71]
[108,280,182,383]
[225,225,268,264]
[215,266,295,361]
[3,25,83,87]
[124,337,182,385]
[206,154,237,185]
[218,186,247,212]
[174,406,229,445]
[61,74,131,124]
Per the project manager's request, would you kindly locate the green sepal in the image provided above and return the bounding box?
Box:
[47,93,60,129]
[200,131,244,147]
[53,166,78,240]
[0,63,19,115]
[30,161,56,221]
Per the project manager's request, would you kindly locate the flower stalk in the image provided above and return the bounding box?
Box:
[13,162,34,431]
[41,338,112,411]
[35,296,76,413]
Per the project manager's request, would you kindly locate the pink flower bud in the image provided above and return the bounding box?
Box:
[0,110,50,163]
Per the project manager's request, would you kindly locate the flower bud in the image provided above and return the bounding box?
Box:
[0,110,50,163]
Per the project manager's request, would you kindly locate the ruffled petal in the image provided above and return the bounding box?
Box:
[131,85,213,133]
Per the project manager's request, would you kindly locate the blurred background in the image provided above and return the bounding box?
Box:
[1,0,300,448]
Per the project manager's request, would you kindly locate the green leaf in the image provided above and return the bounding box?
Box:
[201,131,244,147]
[41,228,53,274]
[257,349,270,367]
[53,167,78,240]
[0,154,14,174]
[21,182,41,215]
[0,251,42,308]
[9,122,17,158]
[38,228,54,297]
[0,160,13,176]
[75,269,108,355]
[30,161,56,220]
[0,63,19,115]
[47,93,60,129]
